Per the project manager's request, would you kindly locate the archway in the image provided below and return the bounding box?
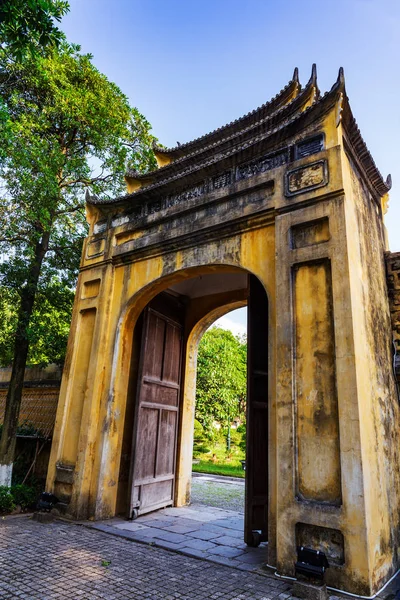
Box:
[45,67,400,594]
[114,267,269,547]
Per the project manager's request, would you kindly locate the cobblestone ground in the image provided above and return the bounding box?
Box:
[0,516,293,600]
[190,475,244,512]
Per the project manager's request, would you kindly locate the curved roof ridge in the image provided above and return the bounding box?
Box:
[154,69,301,156]
[92,83,336,207]
[342,93,391,196]
[127,74,318,184]
[331,66,391,196]
[89,67,391,208]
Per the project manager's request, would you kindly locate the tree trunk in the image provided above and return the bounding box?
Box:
[0,231,50,486]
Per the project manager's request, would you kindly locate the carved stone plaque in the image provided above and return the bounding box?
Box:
[285,160,328,197]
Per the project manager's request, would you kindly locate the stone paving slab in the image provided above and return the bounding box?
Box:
[0,516,297,600]
[90,502,269,574]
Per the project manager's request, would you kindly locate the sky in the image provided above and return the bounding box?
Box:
[61,0,400,335]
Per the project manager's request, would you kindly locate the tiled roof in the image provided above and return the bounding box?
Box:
[153,67,302,158]
[87,66,391,207]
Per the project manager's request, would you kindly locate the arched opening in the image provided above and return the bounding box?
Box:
[190,306,247,513]
[115,267,269,547]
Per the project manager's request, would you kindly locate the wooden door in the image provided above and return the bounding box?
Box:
[129,296,184,518]
[244,274,269,546]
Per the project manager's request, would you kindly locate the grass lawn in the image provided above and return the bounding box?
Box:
[192,460,245,478]
[192,436,245,479]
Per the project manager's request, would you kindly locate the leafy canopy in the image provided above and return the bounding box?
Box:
[0,284,74,366]
[0,0,69,58]
[0,44,157,365]
[195,327,247,434]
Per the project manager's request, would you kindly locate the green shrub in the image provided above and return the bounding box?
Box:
[193,419,205,442]
[0,486,15,513]
[193,443,211,455]
[239,429,247,452]
[10,484,37,510]
[227,428,241,446]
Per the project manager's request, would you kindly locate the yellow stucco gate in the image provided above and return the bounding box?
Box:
[46,66,400,596]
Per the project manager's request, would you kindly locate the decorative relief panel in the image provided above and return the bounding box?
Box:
[93,220,108,235]
[81,279,101,299]
[86,238,106,258]
[105,137,324,232]
[285,160,328,197]
[111,148,289,230]
[291,217,330,249]
[295,134,324,160]
[212,171,231,189]
[236,150,288,181]
[294,260,341,505]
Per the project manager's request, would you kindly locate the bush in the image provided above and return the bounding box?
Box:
[193,443,211,455]
[193,419,205,442]
[0,486,15,513]
[227,428,241,446]
[10,484,37,510]
[239,429,247,452]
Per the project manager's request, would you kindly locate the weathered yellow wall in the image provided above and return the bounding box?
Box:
[341,149,400,591]
[294,261,341,505]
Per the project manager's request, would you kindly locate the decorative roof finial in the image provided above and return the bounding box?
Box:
[85,189,99,203]
[310,63,317,85]
[331,67,345,92]
[386,174,392,190]
[292,67,299,83]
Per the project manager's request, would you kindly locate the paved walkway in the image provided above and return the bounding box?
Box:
[91,504,266,573]
[90,473,263,572]
[0,516,293,599]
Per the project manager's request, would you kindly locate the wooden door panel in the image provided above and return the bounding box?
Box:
[141,381,179,407]
[135,407,158,481]
[163,322,182,383]
[156,410,177,476]
[144,314,165,379]
[129,298,184,518]
[245,274,269,546]
[141,479,174,507]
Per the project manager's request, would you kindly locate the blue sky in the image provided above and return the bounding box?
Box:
[62,0,400,333]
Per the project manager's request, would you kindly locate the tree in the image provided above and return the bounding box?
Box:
[195,327,247,438]
[0,44,157,484]
[0,0,69,58]
[0,283,75,366]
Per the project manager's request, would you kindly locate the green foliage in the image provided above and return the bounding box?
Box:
[195,327,247,435]
[192,444,211,457]
[0,0,69,59]
[0,483,36,512]
[0,486,14,512]
[10,484,36,509]
[101,560,111,568]
[0,421,41,438]
[0,283,74,366]
[0,44,157,368]
[238,429,246,453]
[193,419,205,442]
